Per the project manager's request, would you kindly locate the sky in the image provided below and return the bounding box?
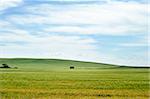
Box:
[0,0,149,66]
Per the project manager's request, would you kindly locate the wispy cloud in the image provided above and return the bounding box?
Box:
[7,2,148,36]
[0,0,23,12]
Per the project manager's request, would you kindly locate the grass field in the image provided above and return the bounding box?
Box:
[0,58,149,99]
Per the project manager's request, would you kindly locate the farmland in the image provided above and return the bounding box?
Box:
[0,58,149,99]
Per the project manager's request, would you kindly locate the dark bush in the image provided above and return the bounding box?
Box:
[70,66,74,69]
[0,64,11,68]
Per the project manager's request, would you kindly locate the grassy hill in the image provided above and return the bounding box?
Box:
[0,58,119,70]
[0,58,149,99]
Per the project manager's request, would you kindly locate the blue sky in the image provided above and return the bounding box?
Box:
[0,0,149,66]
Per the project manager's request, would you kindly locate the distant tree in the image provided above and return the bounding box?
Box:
[70,66,74,69]
[0,64,11,68]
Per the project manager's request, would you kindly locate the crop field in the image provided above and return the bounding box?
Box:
[0,58,149,99]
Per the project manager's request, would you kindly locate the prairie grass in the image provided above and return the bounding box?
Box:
[0,58,149,99]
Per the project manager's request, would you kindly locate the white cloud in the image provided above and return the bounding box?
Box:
[7,2,148,35]
[0,20,11,29]
[0,0,23,11]
[0,30,100,62]
[43,25,146,35]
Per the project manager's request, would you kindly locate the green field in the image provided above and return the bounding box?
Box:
[0,58,149,99]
